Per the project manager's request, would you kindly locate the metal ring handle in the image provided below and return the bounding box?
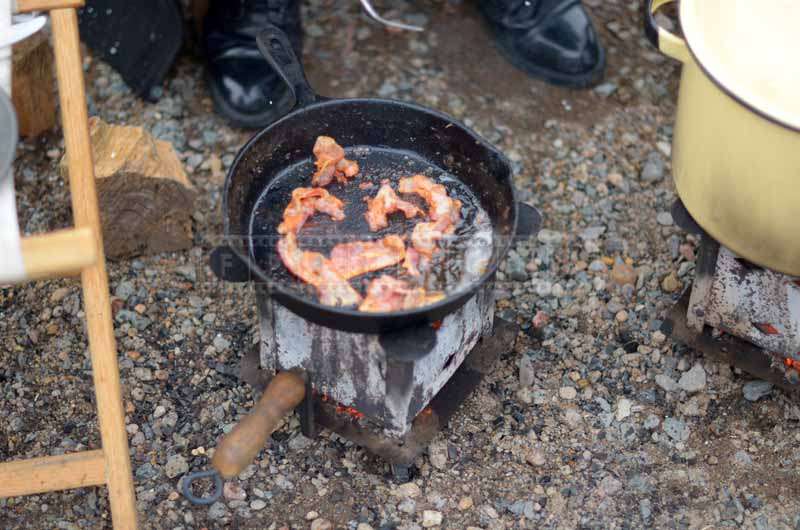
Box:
[359,0,423,32]
[181,469,224,505]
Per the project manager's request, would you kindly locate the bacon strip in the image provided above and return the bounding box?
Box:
[277,187,345,235]
[277,233,362,307]
[364,181,422,231]
[312,136,360,186]
[358,275,445,312]
[398,174,461,255]
[398,174,461,229]
[330,235,406,279]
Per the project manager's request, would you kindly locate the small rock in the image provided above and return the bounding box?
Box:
[733,450,753,466]
[656,374,678,392]
[306,511,320,520]
[506,251,528,282]
[598,476,622,496]
[611,261,637,286]
[607,172,624,188]
[615,398,632,421]
[743,380,773,401]
[651,331,666,346]
[114,281,135,301]
[288,434,313,451]
[310,519,333,530]
[395,482,421,499]
[223,482,246,501]
[644,414,660,429]
[458,496,474,510]
[357,525,374,530]
[537,229,563,245]
[428,440,448,470]
[663,417,689,442]
[518,356,535,387]
[678,363,707,393]
[594,82,617,97]
[250,500,267,510]
[580,226,606,241]
[640,152,665,182]
[640,499,652,521]
[559,386,577,400]
[421,510,443,528]
[656,211,674,226]
[398,499,416,514]
[525,447,546,467]
[661,272,681,293]
[50,287,71,303]
[164,454,188,479]
[208,501,228,520]
[212,335,231,351]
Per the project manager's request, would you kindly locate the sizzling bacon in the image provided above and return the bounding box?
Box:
[398,174,461,255]
[358,275,444,312]
[403,246,422,277]
[398,174,461,229]
[364,181,422,231]
[277,187,345,235]
[330,235,406,279]
[312,136,359,187]
[277,233,362,307]
[331,235,406,279]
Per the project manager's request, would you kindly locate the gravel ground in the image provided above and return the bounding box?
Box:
[3,1,800,529]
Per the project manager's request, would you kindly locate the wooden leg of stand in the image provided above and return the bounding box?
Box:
[50,9,138,529]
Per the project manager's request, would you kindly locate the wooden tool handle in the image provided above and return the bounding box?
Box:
[211,371,306,479]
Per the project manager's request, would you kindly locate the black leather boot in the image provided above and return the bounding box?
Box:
[204,0,302,128]
[479,0,605,88]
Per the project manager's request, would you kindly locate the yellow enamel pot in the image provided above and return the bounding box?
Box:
[646,0,800,276]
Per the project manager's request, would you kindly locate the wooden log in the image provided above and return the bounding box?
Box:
[12,28,57,137]
[60,116,196,259]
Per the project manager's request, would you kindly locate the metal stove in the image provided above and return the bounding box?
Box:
[663,199,800,392]
[243,282,517,478]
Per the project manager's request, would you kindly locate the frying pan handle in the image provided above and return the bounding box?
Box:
[209,245,251,282]
[515,202,542,239]
[256,24,321,113]
[211,370,307,479]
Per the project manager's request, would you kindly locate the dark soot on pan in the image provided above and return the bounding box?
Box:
[248,146,493,305]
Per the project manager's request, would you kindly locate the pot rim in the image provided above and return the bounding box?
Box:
[679,0,800,133]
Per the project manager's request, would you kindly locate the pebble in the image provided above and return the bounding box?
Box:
[661,272,681,293]
[559,386,577,400]
[250,500,267,510]
[656,211,673,226]
[518,355,535,387]
[598,476,622,496]
[525,447,546,467]
[310,519,333,530]
[164,454,188,479]
[733,450,753,466]
[640,152,665,182]
[678,363,707,393]
[399,499,416,514]
[428,440,448,470]
[580,226,606,241]
[607,172,624,187]
[395,482,422,499]
[357,525,374,530]
[594,82,617,97]
[458,496,474,510]
[223,482,246,501]
[208,501,228,520]
[611,261,637,286]
[743,380,773,401]
[663,417,690,442]
[615,398,632,421]
[506,251,529,281]
[421,510,443,527]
